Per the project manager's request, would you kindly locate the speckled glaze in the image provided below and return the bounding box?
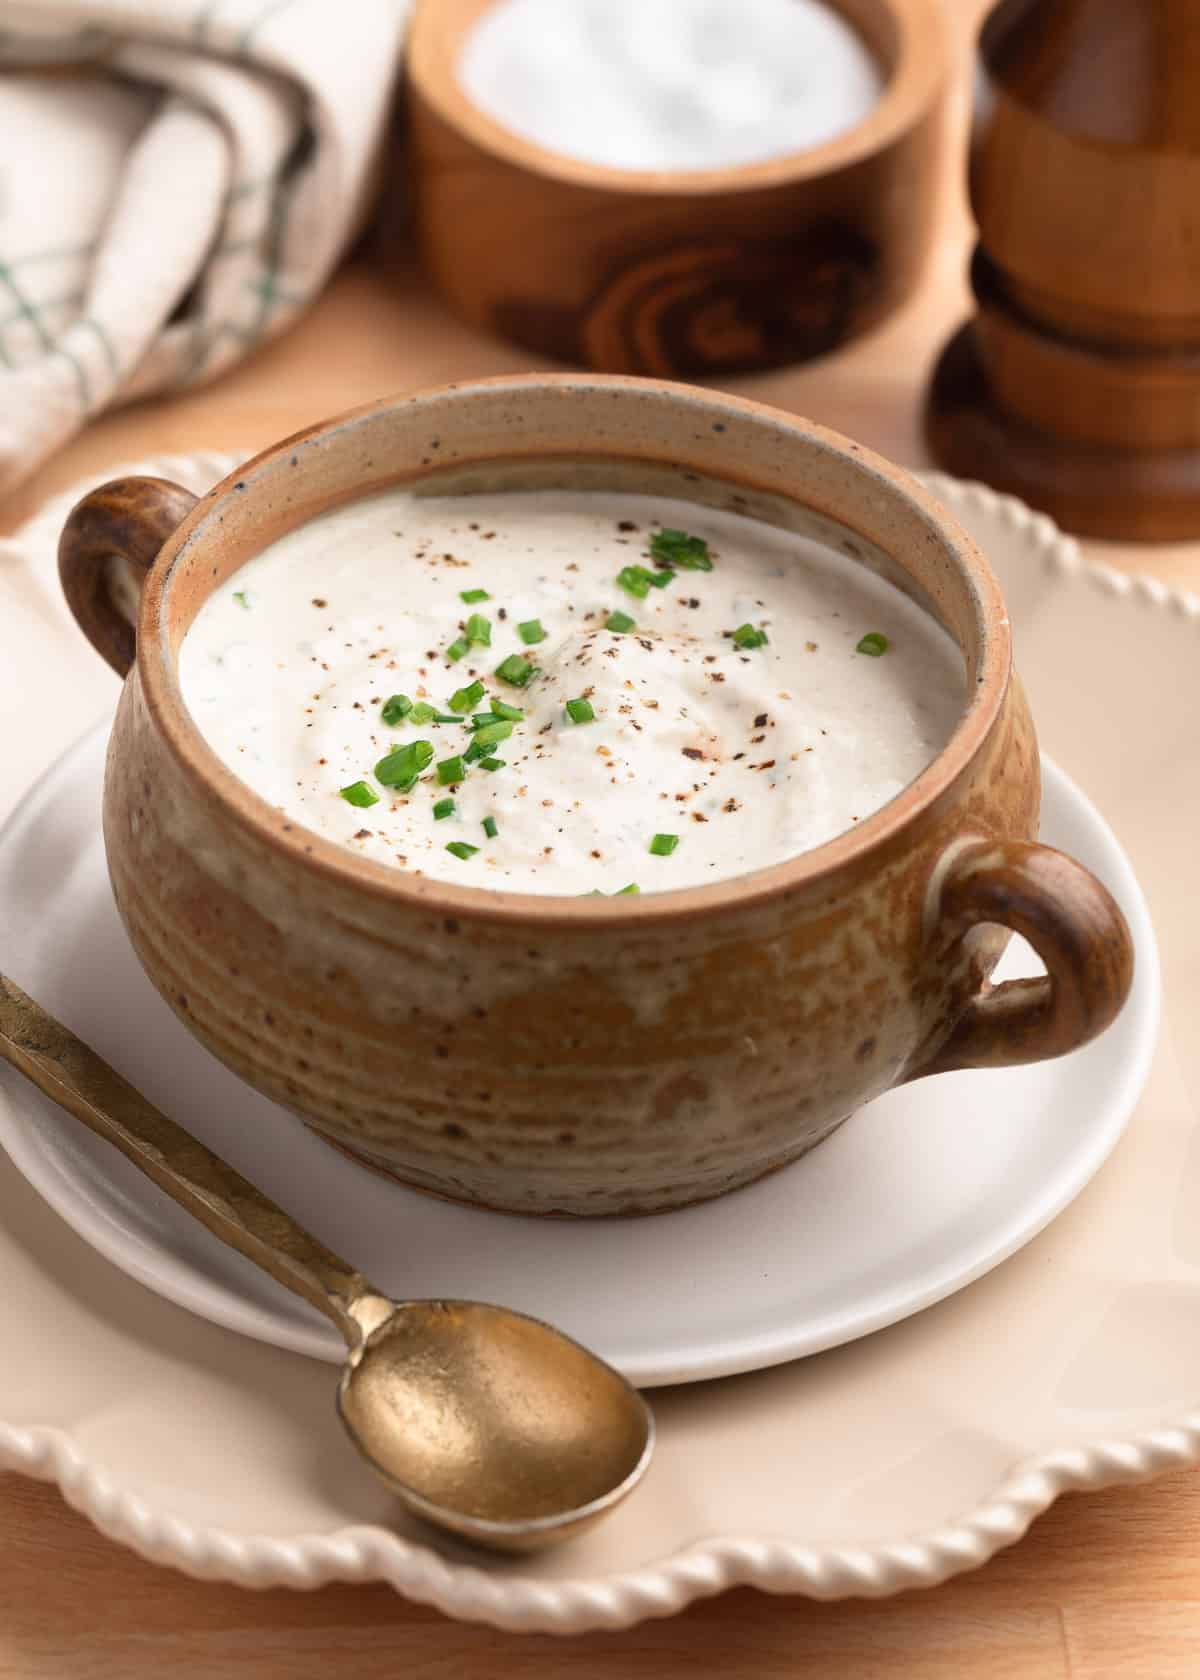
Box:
[57,377,1134,1215]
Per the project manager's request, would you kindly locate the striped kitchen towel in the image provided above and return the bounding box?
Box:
[0,1,409,491]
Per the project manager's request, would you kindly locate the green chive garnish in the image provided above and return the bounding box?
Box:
[433,797,456,820]
[374,739,434,790]
[482,815,499,839]
[460,588,490,603]
[233,590,251,609]
[410,702,437,724]
[565,697,595,724]
[471,719,514,750]
[437,755,466,785]
[517,618,547,645]
[856,631,889,657]
[381,693,413,725]
[616,565,653,600]
[649,833,680,857]
[606,610,636,633]
[650,528,713,571]
[446,635,471,663]
[647,568,674,589]
[732,622,769,650]
[495,653,537,687]
[616,882,641,894]
[480,756,505,771]
[449,679,486,713]
[470,712,495,728]
[465,613,492,647]
[446,841,478,861]
[490,697,524,721]
[339,780,378,808]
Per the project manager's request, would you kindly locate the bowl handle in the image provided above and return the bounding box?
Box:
[907,837,1135,1080]
[58,476,199,677]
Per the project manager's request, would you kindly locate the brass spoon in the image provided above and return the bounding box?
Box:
[0,973,654,1553]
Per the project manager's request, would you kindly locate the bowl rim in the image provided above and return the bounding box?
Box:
[406,0,948,199]
[136,372,1012,928]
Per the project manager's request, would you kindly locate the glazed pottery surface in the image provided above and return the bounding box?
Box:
[56,376,1133,1214]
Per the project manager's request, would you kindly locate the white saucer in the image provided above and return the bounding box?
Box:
[0,722,1159,1386]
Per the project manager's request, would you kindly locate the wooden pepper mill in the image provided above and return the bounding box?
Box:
[926,0,1200,541]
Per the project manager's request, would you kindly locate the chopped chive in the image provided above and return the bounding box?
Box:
[470,712,495,728]
[233,589,251,609]
[647,568,674,588]
[616,882,641,894]
[584,889,605,896]
[650,528,713,571]
[381,693,413,725]
[482,815,499,839]
[495,653,537,687]
[375,739,434,790]
[471,719,514,750]
[433,797,456,821]
[339,780,378,808]
[649,833,680,857]
[465,613,492,647]
[445,635,471,663]
[616,565,653,599]
[856,631,890,657]
[449,678,486,713]
[460,587,490,603]
[480,756,505,771]
[606,610,636,633]
[517,617,547,645]
[565,697,595,725]
[411,704,468,725]
[731,622,769,650]
[446,841,478,861]
[437,755,466,785]
[490,697,524,721]
[464,737,487,765]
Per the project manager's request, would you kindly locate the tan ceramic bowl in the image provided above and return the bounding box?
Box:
[58,377,1134,1216]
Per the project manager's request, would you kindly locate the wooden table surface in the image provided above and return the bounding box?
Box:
[4,7,1200,1675]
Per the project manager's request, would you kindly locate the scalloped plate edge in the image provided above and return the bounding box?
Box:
[5,1411,1200,1631]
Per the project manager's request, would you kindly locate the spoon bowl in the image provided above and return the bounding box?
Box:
[339,1298,653,1549]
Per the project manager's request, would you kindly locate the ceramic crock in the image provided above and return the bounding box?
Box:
[57,376,1134,1215]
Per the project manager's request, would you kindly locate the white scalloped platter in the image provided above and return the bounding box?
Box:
[0,456,1198,1633]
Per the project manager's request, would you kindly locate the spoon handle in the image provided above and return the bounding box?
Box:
[0,973,391,1348]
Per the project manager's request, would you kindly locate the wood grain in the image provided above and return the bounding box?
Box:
[404,0,947,376]
[4,2,1200,1669]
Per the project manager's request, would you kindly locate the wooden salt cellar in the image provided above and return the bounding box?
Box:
[927,0,1200,541]
[405,0,946,379]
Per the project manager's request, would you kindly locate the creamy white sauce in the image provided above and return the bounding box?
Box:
[457,0,884,173]
[179,490,964,897]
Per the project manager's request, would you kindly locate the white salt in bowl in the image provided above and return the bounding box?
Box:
[402,0,947,376]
